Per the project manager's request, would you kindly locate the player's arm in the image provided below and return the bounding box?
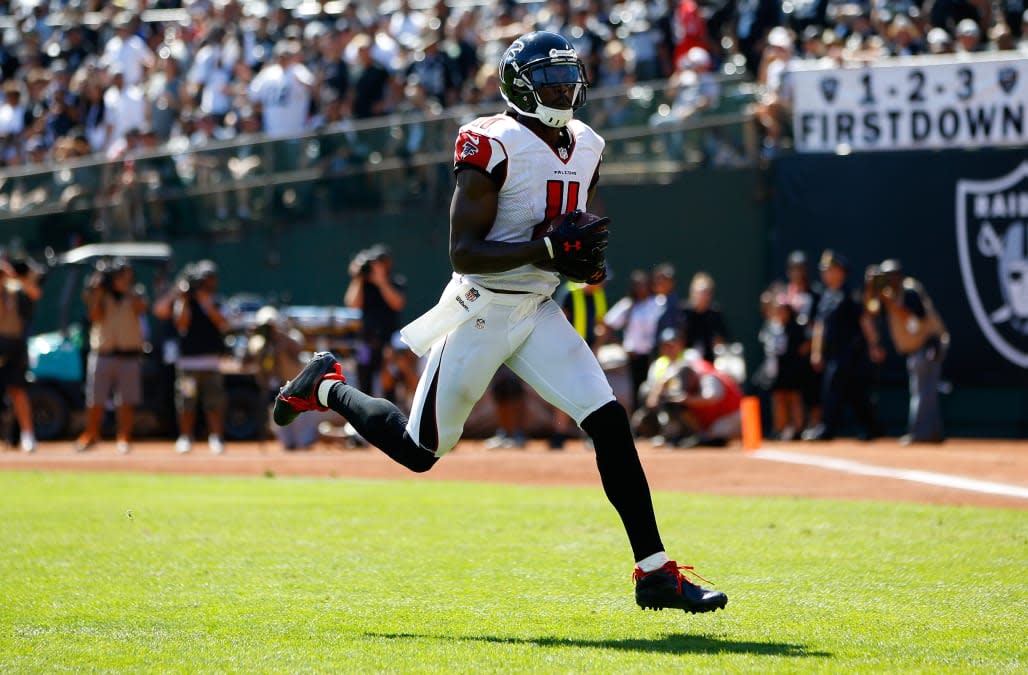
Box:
[449,168,551,274]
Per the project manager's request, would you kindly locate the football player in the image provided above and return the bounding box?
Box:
[273,31,727,614]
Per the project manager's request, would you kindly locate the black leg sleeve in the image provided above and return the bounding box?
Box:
[326,382,438,473]
[581,400,664,561]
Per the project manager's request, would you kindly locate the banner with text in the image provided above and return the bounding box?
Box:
[791,53,1027,152]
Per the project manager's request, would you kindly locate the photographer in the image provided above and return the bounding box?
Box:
[154,260,229,454]
[866,259,949,445]
[0,255,42,452]
[75,259,148,454]
[344,245,406,396]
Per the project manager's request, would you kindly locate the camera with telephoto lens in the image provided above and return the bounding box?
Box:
[867,266,890,295]
[176,259,218,295]
[353,246,387,278]
[93,257,131,292]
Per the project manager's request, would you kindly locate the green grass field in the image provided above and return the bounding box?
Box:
[1,471,1025,673]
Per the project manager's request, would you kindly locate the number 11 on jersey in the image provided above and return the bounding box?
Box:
[545,179,582,221]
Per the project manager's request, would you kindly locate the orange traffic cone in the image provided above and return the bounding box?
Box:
[740,396,762,452]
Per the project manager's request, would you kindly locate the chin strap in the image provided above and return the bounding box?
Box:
[532,103,573,128]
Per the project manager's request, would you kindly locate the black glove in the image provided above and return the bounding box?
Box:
[548,210,609,260]
[547,211,609,284]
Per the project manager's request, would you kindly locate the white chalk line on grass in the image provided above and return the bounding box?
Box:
[751,449,1028,500]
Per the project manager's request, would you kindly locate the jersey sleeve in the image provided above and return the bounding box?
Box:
[453,128,508,185]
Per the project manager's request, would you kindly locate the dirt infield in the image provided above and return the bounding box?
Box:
[3,437,1026,510]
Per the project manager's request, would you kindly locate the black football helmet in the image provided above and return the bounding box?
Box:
[498,31,588,128]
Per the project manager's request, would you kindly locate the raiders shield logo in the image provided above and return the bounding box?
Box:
[956,161,1028,367]
[819,76,839,103]
[466,288,481,302]
[998,67,1018,95]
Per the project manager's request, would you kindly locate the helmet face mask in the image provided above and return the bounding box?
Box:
[500,32,588,128]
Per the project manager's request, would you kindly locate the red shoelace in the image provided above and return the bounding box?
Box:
[633,560,715,588]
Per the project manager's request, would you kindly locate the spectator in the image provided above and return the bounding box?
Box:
[350,34,391,119]
[0,256,42,452]
[926,26,957,53]
[247,40,315,137]
[955,18,984,51]
[782,250,823,433]
[886,15,925,55]
[154,260,229,455]
[653,262,685,338]
[344,245,406,397]
[187,26,237,123]
[406,31,457,108]
[683,271,728,362]
[757,293,806,440]
[147,54,184,140]
[673,0,713,69]
[866,259,949,444]
[0,82,26,149]
[755,26,796,158]
[803,250,881,442]
[102,12,154,87]
[598,269,662,411]
[103,67,147,152]
[75,259,147,454]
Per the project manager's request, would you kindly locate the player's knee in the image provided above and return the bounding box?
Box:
[581,400,632,440]
[406,452,438,473]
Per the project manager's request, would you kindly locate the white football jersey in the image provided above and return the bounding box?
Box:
[249,63,314,137]
[452,113,605,295]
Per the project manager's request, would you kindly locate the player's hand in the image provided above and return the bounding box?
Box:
[548,210,609,262]
[547,211,608,284]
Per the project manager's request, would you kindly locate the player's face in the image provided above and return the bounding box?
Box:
[529,62,584,110]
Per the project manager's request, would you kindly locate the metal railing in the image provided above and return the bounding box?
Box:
[0,75,758,245]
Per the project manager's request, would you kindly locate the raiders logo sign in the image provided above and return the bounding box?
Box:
[956,161,1028,367]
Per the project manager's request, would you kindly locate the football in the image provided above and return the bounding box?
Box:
[532,210,608,272]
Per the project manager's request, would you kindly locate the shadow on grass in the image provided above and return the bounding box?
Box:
[365,632,830,657]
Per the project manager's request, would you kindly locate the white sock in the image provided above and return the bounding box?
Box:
[317,380,338,407]
[636,551,670,573]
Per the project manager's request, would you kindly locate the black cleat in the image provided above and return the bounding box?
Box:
[273,352,345,427]
[634,561,728,613]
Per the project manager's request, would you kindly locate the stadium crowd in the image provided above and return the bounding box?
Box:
[0,0,1025,168]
